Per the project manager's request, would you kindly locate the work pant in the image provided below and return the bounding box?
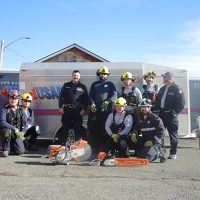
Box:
[105,135,129,158]
[58,107,83,146]
[136,144,162,162]
[159,111,179,155]
[24,126,39,147]
[0,128,25,155]
[87,110,110,154]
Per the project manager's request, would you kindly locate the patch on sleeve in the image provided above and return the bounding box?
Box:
[179,89,183,94]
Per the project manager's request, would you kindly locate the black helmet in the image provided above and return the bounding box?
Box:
[138,98,152,107]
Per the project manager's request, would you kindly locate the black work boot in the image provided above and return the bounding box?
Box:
[27,144,39,151]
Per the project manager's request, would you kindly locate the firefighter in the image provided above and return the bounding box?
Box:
[0,90,25,157]
[141,71,159,111]
[120,71,142,114]
[105,97,132,158]
[129,98,167,163]
[156,72,185,159]
[58,70,88,146]
[87,66,117,159]
[21,93,40,151]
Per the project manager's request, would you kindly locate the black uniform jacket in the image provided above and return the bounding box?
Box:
[156,82,185,114]
[58,81,88,110]
[134,112,165,145]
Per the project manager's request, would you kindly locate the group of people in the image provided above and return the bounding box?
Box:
[0,66,185,162]
[58,66,185,163]
[0,91,40,157]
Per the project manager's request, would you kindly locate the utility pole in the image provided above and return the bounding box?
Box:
[0,40,4,69]
[0,37,31,69]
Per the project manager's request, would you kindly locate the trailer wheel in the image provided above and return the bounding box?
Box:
[53,126,75,146]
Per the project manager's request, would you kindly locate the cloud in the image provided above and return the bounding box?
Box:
[144,19,200,72]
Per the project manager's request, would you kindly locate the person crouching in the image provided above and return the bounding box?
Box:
[21,93,40,151]
[129,98,167,163]
[105,97,133,158]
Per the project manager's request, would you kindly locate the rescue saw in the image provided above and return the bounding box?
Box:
[42,140,91,164]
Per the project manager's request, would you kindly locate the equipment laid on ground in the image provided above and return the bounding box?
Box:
[89,152,149,167]
[43,140,91,164]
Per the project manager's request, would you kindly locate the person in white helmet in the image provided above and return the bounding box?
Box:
[129,98,167,163]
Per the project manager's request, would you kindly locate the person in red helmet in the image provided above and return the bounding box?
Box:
[0,90,25,157]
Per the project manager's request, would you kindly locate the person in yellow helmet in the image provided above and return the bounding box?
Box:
[20,93,40,151]
[87,66,117,161]
[120,71,142,114]
[104,97,133,158]
[141,71,159,111]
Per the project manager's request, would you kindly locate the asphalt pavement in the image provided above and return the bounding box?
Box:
[0,137,200,200]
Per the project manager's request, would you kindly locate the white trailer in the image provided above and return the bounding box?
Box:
[19,62,189,139]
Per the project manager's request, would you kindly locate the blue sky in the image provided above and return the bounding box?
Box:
[1,0,200,70]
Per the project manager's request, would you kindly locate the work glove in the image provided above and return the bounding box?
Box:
[15,128,25,141]
[144,140,153,147]
[101,100,109,111]
[131,132,138,143]
[90,103,97,112]
[111,134,120,143]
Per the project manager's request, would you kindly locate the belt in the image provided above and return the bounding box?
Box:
[160,108,172,113]
[63,104,77,109]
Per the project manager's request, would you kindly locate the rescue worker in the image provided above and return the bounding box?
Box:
[129,98,167,163]
[120,71,142,114]
[21,93,40,151]
[58,70,88,146]
[105,97,132,158]
[141,71,159,111]
[87,66,117,159]
[156,72,185,159]
[0,90,25,157]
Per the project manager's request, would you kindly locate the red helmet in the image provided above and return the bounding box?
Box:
[8,90,20,99]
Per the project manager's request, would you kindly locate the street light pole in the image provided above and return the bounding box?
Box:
[0,37,31,69]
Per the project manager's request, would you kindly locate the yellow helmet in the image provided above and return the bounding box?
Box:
[114,97,127,107]
[143,71,156,79]
[96,66,111,76]
[21,93,33,101]
[121,71,135,81]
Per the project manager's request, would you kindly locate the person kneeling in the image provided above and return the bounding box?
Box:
[129,98,167,163]
[0,90,25,157]
[105,97,133,158]
[21,93,40,151]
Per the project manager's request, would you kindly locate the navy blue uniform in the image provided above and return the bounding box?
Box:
[130,111,165,162]
[88,80,117,154]
[0,105,25,154]
[58,81,88,145]
[156,82,185,155]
